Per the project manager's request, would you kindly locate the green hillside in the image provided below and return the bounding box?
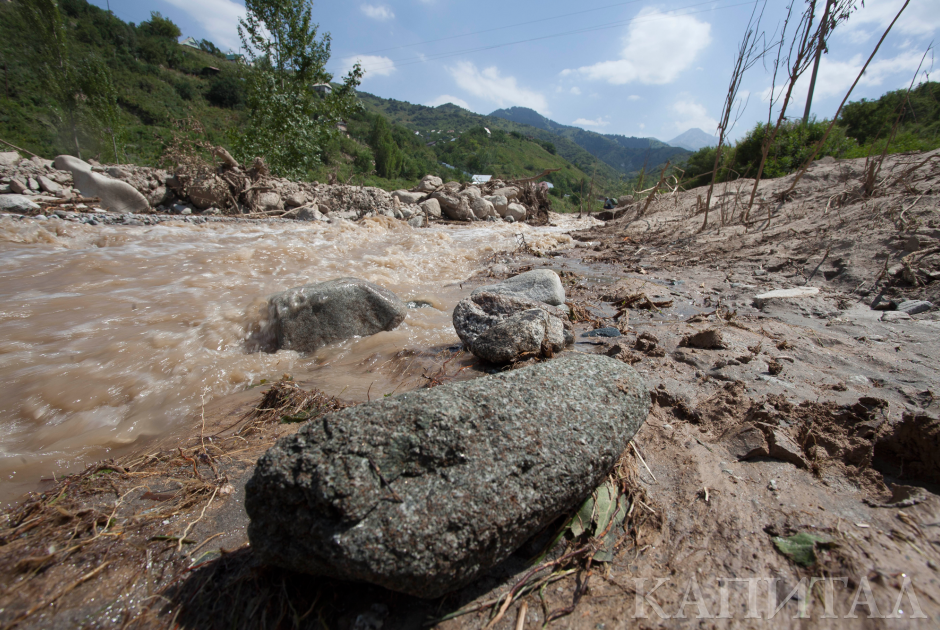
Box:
[0,0,625,206]
[488,106,690,175]
[357,93,628,193]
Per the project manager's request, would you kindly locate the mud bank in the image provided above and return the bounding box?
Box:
[3,151,940,629]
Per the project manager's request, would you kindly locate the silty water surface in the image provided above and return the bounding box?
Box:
[0,214,580,502]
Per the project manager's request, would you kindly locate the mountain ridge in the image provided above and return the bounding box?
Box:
[488,106,689,175]
[667,128,720,151]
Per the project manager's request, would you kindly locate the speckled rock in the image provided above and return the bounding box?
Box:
[245,353,650,598]
[470,309,567,363]
[268,278,406,352]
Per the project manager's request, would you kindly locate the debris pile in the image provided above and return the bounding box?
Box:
[0,148,556,226]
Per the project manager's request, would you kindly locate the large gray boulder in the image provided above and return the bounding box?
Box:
[492,186,520,200]
[268,278,407,352]
[415,174,443,193]
[485,194,509,217]
[430,190,473,221]
[245,353,650,598]
[468,195,495,219]
[391,190,424,205]
[0,152,20,167]
[419,198,441,219]
[505,202,527,221]
[53,155,149,213]
[472,269,566,306]
[0,194,40,213]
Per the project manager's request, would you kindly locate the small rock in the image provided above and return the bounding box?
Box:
[294,206,326,221]
[284,192,307,207]
[470,309,568,363]
[0,194,41,213]
[754,287,820,308]
[201,207,222,216]
[680,328,725,349]
[268,278,407,352]
[472,269,566,306]
[407,215,425,228]
[37,175,61,194]
[768,429,807,468]
[582,327,621,338]
[9,179,28,194]
[767,359,783,376]
[724,424,769,460]
[881,311,912,322]
[896,300,932,315]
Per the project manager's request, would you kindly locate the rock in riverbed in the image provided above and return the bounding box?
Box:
[268,278,406,352]
[472,269,566,306]
[54,155,150,214]
[245,353,650,598]
[453,291,573,363]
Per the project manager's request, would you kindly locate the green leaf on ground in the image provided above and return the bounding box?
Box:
[570,494,595,538]
[772,533,833,567]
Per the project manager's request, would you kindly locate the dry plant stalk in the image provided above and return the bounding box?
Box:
[702,0,767,231]
[780,0,911,200]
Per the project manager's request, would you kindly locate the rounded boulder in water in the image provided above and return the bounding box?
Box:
[472,269,566,306]
[268,278,407,352]
[245,353,650,598]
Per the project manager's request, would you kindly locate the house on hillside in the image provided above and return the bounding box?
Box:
[179,36,200,49]
[472,175,492,184]
[225,53,244,63]
[312,83,332,95]
[336,121,348,136]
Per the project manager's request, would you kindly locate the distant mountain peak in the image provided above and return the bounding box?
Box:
[667,128,719,152]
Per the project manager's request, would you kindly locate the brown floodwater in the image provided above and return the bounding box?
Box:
[0,214,583,503]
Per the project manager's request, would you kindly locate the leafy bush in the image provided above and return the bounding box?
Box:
[206,74,244,109]
[728,119,856,179]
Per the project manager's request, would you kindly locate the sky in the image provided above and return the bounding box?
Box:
[89,0,938,143]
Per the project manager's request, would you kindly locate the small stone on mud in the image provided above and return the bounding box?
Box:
[680,328,725,349]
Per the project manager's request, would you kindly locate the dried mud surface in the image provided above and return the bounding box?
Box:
[3,151,940,629]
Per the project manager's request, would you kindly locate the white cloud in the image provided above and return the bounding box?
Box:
[341,55,397,77]
[671,99,718,133]
[446,61,549,113]
[361,4,395,21]
[570,87,582,95]
[761,51,928,110]
[163,0,246,50]
[839,0,940,40]
[573,117,610,128]
[628,95,640,101]
[427,95,471,109]
[639,123,646,130]
[565,8,712,85]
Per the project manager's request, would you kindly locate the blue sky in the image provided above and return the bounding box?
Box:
[90,0,938,143]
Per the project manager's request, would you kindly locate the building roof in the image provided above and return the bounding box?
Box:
[471,175,493,184]
[179,36,199,49]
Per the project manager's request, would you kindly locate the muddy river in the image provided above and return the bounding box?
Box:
[0,214,588,503]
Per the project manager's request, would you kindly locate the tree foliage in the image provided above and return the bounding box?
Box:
[232,0,363,179]
[15,0,121,159]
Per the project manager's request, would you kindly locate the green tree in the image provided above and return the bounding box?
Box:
[233,0,362,178]
[16,0,118,159]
